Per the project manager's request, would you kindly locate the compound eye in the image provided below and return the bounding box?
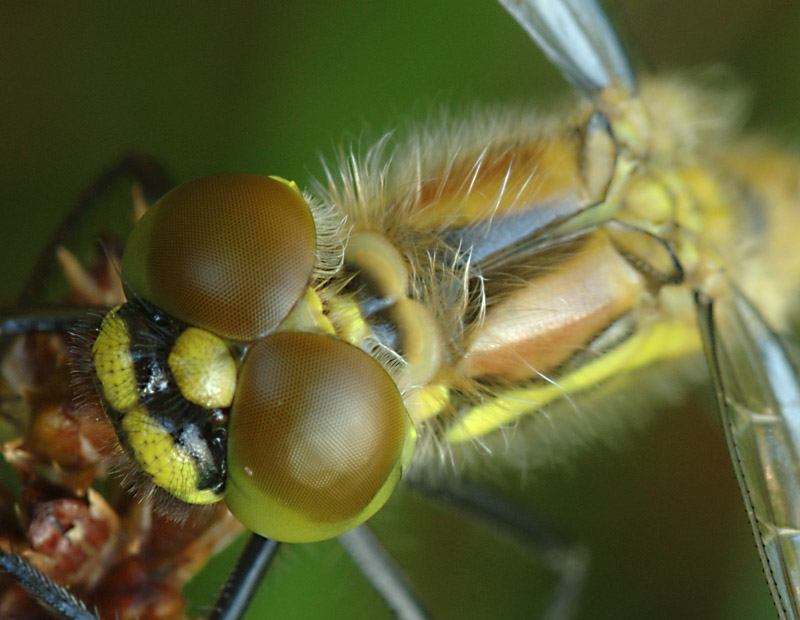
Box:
[225,332,415,542]
[122,174,316,342]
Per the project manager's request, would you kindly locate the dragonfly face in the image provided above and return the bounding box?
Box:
[3,2,800,619]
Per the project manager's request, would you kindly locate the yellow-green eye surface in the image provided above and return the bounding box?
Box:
[122,174,316,342]
[225,331,414,543]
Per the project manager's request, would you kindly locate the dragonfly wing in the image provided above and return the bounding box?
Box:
[697,284,800,620]
[496,0,635,94]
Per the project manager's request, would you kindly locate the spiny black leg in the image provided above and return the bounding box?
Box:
[0,305,107,337]
[0,548,100,620]
[19,152,171,304]
[0,152,169,360]
[0,153,170,619]
[338,524,432,620]
[407,478,588,620]
[207,534,281,620]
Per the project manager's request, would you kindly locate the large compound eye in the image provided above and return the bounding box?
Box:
[225,332,415,543]
[122,174,316,342]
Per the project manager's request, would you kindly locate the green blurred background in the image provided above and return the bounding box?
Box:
[2,1,799,618]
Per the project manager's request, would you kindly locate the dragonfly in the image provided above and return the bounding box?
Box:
[1,1,800,620]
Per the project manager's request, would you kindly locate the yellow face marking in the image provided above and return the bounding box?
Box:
[91,306,139,413]
[276,287,335,335]
[121,407,220,505]
[168,327,236,409]
[325,296,372,347]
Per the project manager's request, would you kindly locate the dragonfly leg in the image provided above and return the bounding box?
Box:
[339,524,433,620]
[207,534,282,620]
[0,548,100,620]
[19,152,171,304]
[0,305,108,336]
[406,477,588,620]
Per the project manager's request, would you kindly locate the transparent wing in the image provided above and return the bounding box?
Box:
[496,0,636,94]
[697,284,800,620]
